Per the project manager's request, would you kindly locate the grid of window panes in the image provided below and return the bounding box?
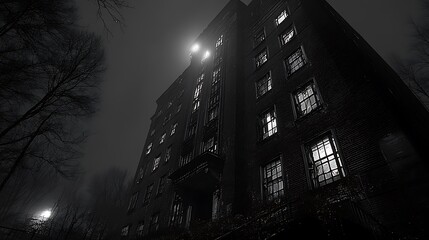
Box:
[208,106,219,122]
[149,214,159,233]
[261,109,278,139]
[203,137,218,153]
[256,73,272,98]
[254,29,265,46]
[275,10,288,25]
[186,121,197,138]
[307,135,345,188]
[143,184,153,205]
[280,27,295,46]
[128,192,138,211]
[215,35,223,49]
[286,47,306,75]
[179,152,193,167]
[294,81,320,117]
[170,194,184,226]
[255,49,268,68]
[152,155,161,171]
[136,222,144,237]
[263,158,284,201]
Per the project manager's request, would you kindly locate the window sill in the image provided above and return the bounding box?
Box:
[257,132,279,145]
[294,105,324,122]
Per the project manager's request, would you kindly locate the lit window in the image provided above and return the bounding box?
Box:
[254,29,265,46]
[165,146,172,162]
[146,143,152,155]
[143,184,153,205]
[136,222,144,237]
[215,35,224,49]
[136,167,144,184]
[275,10,288,26]
[256,72,272,98]
[280,27,295,46]
[192,100,200,112]
[212,67,222,84]
[203,137,218,153]
[121,225,130,237]
[149,213,159,233]
[261,108,278,139]
[255,48,268,68]
[152,155,161,171]
[293,81,321,117]
[156,175,166,195]
[159,133,166,144]
[170,123,178,136]
[197,73,205,83]
[263,157,284,201]
[170,193,184,226]
[128,192,139,211]
[180,152,193,166]
[194,83,203,99]
[176,104,182,114]
[306,134,345,188]
[208,106,219,122]
[285,47,307,75]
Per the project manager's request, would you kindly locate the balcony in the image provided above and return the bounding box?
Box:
[169,152,224,193]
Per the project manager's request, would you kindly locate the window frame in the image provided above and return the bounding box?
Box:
[261,156,285,201]
[253,28,266,48]
[275,9,289,26]
[170,123,178,136]
[303,131,346,189]
[143,184,154,206]
[284,46,308,76]
[259,106,279,141]
[255,71,273,99]
[255,48,269,69]
[136,221,144,237]
[145,142,153,155]
[156,175,167,196]
[292,79,322,118]
[279,25,296,47]
[149,213,160,233]
[152,155,161,172]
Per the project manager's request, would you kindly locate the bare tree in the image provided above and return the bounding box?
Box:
[0,1,104,193]
[92,0,130,35]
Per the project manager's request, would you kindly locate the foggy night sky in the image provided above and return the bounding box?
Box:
[74,0,422,183]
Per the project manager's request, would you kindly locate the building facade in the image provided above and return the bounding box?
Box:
[121,0,429,239]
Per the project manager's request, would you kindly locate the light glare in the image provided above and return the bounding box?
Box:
[202,50,211,61]
[39,210,52,220]
[191,44,200,53]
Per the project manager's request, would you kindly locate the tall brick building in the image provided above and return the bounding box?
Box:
[121,0,429,239]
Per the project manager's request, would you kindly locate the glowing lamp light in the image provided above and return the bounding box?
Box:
[39,210,52,220]
[202,50,211,61]
[190,44,200,53]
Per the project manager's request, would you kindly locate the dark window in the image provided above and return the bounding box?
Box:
[256,72,272,98]
[275,10,288,26]
[136,167,144,184]
[306,134,345,188]
[121,225,130,237]
[136,221,144,237]
[128,192,139,211]
[143,184,153,205]
[254,29,265,46]
[176,104,182,114]
[170,193,184,226]
[150,129,155,136]
[165,145,172,162]
[163,114,171,126]
[208,106,219,122]
[255,48,268,68]
[260,108,278,139]
[293,81,321,117]
[285,47,307,75]
[156,175,167,195]
[180,152,193,167]
[280,27,295,46]
[186,121,197,138]
[203,136,218,153]
[149,213,159,233]
[263,157,284,201]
